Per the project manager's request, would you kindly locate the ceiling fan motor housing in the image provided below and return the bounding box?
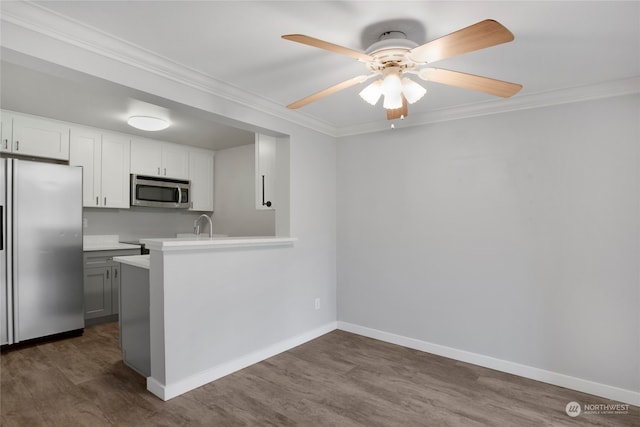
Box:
[365,34,421,74]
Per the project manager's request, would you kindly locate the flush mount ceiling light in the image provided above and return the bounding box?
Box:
[127,116,170,131]
[282,19,522,120]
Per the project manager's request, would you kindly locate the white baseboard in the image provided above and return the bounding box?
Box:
[147,321,338,401]
[337,321,640,407]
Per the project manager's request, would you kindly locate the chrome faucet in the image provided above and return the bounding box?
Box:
[194,213,213,238]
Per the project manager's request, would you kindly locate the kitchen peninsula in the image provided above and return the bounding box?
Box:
[117,236,301,401]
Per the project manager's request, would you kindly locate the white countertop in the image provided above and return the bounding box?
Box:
[83,235,141,252]
[141,236,297,252]
[113,255,150,270]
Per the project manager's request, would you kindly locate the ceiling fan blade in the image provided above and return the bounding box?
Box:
[282,34,374,62]
[287,75,373,109]
[420,68,522,98]
[386,96,408,120]
[409,19,514,63]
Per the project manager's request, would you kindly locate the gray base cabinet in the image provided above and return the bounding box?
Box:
[119,263,150,377]
[83,249,139,320]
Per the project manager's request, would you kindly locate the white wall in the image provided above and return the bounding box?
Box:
[337,95,640,398]
[213,143,275,236]
[83,207,204,240]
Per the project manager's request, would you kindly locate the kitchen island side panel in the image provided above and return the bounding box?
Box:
[146,241,334,400]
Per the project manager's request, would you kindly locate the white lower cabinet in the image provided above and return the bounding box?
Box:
[188,147,214,211]
[1,110,70,160]
[70,127,130,208]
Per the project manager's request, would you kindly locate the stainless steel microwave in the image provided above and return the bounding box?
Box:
[130,174,191,208]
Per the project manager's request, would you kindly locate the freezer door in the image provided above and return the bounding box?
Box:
[13,160,84,342]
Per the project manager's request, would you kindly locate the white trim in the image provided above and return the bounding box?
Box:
[141,236,297,252]
[147,321,338,401]
[2,2,639,138]
[336,77,640,137]
[337,321,640,407]
[146,377,167,401]
[0,1,335,137]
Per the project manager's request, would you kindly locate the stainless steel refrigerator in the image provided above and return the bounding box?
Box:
[1,158,84,345]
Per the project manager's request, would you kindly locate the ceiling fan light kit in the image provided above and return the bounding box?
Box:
[402,77,427,104]
[282,19,523,121]
[359,79,382,105]
[381,67,404,109]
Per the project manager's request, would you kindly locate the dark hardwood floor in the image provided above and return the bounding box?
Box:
[1,322,638,426]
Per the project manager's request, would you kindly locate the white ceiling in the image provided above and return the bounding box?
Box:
[1,1,639,144]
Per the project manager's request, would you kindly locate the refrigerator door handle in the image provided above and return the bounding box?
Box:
[5,159,16,344]
[11,160,18,343]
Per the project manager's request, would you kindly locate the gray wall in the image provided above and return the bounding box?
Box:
[337,94,640,393]
[214,143,275,236]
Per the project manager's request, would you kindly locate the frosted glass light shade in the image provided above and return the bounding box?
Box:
[127,116,170,131]
[382,72,403,109]
[401,78,427,104]
[359,80,383,105]
[383,91,403,110]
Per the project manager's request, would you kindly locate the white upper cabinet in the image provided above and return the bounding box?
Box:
[130,138,188,179]
[188,147,214,211]
[69,127,130,209]
[162,142,189,179]
[70,127,102,207]
[1,113,12,153]
[100,133,131,208]
[0,111,70,160]
[129,138,162,176]
[255,133,276,210]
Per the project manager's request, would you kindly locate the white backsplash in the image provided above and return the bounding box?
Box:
[83,207,211,241]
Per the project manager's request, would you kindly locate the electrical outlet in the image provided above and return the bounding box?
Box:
[314,298,320,310]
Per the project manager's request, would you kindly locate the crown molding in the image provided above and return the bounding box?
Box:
[0,1,336,136]
[336,76,640,137]
[2,2,638,140]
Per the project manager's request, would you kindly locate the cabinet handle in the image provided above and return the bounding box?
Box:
[15,140,19,151]
[104,197,107,206]
[157,167,160,175]
[114,268,118,279]
[2,139,7,150]
[106,269,110,280]
[261,175,272,208]
[164,167,167,176]
[96,196,99,206]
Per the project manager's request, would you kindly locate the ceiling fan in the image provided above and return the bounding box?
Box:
[282,19,522,120]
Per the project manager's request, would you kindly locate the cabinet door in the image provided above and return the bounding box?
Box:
[84,267,112,319]
[69,127,102,207]
[255,134,276,210]
[130,138,161,176]
[189,148,214,211]
[11,115,70,160]
[0,112,11,153]
[162,143,189,179]
[112,265,120,316]
[101,134,131,208]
